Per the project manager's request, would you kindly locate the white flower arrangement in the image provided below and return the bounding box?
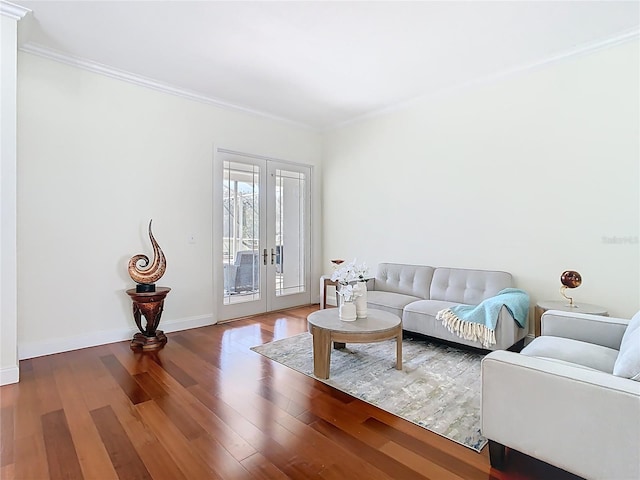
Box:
[353,261,369,282]
[336,284,359,302]
[330,259,369,302]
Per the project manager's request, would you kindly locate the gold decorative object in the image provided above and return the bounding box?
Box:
[560,270,582,307]
[128,220,166,292]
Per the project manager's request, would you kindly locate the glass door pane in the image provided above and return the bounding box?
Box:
[266,162,311,312]
[223,161,261,305]
[274,168,306,297]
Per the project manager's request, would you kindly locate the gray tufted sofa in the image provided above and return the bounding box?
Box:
[366,263,527,350]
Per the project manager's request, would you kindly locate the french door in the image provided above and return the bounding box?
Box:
[215,148,311,321]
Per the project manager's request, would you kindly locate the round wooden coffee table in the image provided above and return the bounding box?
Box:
[307,308,402,379]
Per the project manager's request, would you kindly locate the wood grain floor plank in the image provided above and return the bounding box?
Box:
[109,341,171,377]
[189,433,254,479]
[0,462,14,480]
[240,452,290,480]
[134,371,206,440]
[150,356,197,388]
[1,406,14,467]
[41,409,84,480]
[159,337,223,389]
[172,334,223,368]
[364,415,492,479]
[187,385,326,480]
[107,401,188,480]
[379,440,467,480]
[91,358,190,480]
[269,401,395,480]
[31,356,64,415]
[100,354,151,405]
[135,400,218,479]
[0,383,17,408]
[12,364,50,479]
[363,414,491,470]
[143,359,257,462]
[52,363,119,480]
[218,384,397,480]
[311,417,430,480]
[13,434,49,480]
[66,348,120,412]
[90,405,152,480]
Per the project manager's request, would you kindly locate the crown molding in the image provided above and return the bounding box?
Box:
[16,24,640,133]
[19,43,316,131]
[327,27,640,132]
[0,0,30,20]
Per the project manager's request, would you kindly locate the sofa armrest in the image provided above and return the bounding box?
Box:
[494,305,527,349]
[482,350,640,480]
[541,310,629,349]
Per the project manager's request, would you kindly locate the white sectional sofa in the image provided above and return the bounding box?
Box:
[366,263,527,351]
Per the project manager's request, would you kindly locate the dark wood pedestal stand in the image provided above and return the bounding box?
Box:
[126,287,171,352]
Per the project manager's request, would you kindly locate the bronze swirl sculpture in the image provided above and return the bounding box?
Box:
[128,220,166,292]
[560,270,582,307]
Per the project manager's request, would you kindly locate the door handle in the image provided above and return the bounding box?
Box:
[263,248,268,265]
[271,248,275,265]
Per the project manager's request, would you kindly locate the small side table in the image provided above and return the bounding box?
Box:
[126,287,171,351]
[320,275,338,309]
[534,300,608,336]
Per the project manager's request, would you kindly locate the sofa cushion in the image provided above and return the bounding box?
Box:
[613,311,640,381]
[366,291,422,318]
[404,299,464,318]
[402,299,464,337]
[373,263,434,299]
[429,268,512,304]
[521,336,619,374]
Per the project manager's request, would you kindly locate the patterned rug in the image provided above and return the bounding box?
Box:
[251,332,487,452]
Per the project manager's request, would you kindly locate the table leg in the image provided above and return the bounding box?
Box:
[395,328,402,370]
[311,326,332,379]
[534,305,544,337]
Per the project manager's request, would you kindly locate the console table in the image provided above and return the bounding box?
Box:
[126,287,171,351]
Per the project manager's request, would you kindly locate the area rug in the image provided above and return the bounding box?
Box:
[251,333,487,452]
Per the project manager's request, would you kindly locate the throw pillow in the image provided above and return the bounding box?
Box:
[613,311,640,381]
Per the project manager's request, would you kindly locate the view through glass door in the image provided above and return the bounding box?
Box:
[217,149,311,320]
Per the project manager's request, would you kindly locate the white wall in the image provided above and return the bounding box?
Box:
[16,52,322,358]
[323,39,639,321]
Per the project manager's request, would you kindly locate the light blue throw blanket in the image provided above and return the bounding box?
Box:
[436,288,529,347]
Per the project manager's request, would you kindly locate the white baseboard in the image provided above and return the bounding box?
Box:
[18,314,216,360]
[0,365,20,385]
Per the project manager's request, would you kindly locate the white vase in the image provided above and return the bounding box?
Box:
[339,301,357,321]
[354,281,368,318]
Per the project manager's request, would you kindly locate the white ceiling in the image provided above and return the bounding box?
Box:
[12,1,640,130]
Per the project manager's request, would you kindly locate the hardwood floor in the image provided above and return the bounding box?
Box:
[0,305,583,480]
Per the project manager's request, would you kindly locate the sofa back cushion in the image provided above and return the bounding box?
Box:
[374,263,434,299]
[613,311,640,381]
[430,268,513,305]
